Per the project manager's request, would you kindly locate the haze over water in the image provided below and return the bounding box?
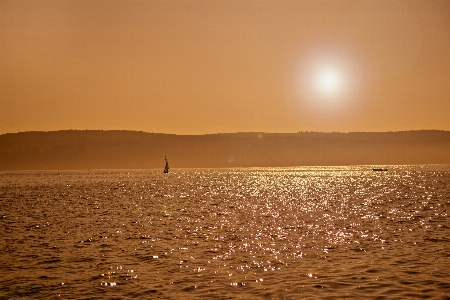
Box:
[1,166,449,299]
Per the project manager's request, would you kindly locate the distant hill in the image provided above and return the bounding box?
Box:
[1,130,450,170]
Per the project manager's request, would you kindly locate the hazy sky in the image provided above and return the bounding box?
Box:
[1,0,449,135]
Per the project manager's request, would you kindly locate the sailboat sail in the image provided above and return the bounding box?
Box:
[163,156,169,173]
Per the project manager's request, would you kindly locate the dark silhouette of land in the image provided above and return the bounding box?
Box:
[1,130,449,170]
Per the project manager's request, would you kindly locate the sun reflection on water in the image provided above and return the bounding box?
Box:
[1,166,449,298]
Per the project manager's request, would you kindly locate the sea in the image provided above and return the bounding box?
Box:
[0,165,449,299]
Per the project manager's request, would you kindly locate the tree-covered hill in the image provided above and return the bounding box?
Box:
[1,130,449,170]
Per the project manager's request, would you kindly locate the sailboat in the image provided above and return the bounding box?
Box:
[163,156,169,173]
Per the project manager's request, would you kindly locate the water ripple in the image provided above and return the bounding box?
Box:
[1,166,449,298]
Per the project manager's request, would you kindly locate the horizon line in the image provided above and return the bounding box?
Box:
[1,128,449,136]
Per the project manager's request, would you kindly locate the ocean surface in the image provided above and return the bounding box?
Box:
[0,166,449,299]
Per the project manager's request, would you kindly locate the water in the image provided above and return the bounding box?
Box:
[1,166,449,299]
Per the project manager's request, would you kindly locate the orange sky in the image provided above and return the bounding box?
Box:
[1,0,449,135]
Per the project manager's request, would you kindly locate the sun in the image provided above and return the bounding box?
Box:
[291,46,363,115]
[313,66,343,98]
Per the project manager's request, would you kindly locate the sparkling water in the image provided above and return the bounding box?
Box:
[1,166,449,299]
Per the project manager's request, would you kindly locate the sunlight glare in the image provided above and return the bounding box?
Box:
[314,66,343,98]
[290,45,364,116]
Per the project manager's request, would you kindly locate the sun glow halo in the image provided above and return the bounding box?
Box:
[291,46,363,115]
[314,66,343,98]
